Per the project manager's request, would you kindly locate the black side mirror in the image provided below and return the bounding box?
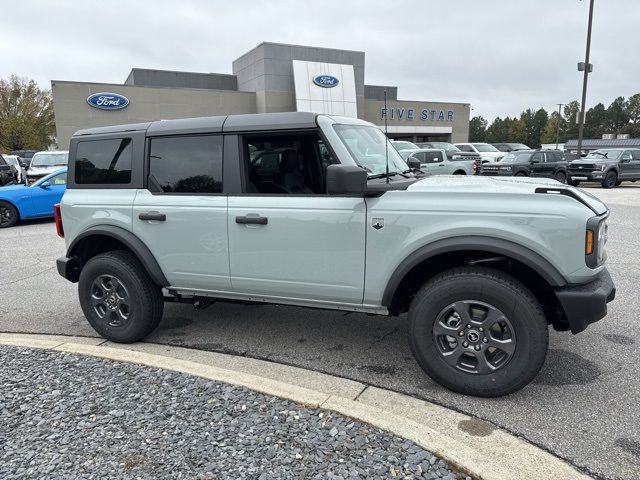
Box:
[326,164,367,195]
[407,157,421,170]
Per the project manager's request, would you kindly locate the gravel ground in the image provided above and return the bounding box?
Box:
[0,346,469,480]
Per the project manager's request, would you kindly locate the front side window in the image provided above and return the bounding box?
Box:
[621,151,633,161]
[424,151,444,163]
[334,125,409,176]
[149,135,223,194]
[244,133,332,194]
[75,139,131,184]
[531,152,545,163]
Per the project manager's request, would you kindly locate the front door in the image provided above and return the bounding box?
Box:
[227,131,366,304]
[132,134,230,291]
[619,150,637,179]
[30,171,67,216]
[529,152,547,177]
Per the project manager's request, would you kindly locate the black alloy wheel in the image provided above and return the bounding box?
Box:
[0,201,18,228]
[602,171,617,189]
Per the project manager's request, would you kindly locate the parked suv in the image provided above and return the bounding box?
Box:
[568,148,640,188]
[55,112,615,397]
[482,150,568,183]
[26,151,69,184]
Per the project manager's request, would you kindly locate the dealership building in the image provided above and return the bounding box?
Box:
[51,42,470,149]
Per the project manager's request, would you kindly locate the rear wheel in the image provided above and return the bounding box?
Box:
[0,201,19,228]
[601,171,617,189]
[408,267,548,397]
[555,171,567,183]
[78,251,164,343]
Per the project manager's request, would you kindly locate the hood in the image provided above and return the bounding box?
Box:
[406,175,608,215]
[27,165,64,175]
[0,183,28,194]
[570,158,614,164]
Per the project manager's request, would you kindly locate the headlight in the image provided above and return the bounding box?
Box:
[600,164,606,171]
[586,216,608,268]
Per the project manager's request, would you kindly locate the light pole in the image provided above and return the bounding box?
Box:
[555,103,564,150]
[576,0,595,158]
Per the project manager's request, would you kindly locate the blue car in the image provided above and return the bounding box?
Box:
[0,168,67,228]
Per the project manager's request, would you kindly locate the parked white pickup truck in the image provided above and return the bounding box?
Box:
[400,148,477,175]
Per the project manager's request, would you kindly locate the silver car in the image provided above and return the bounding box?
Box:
[26,151,69,184]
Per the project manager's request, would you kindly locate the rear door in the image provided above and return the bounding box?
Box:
[132,134,230,291]
[227,131,366,304]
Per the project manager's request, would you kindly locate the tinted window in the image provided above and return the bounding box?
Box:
[424,151,444,163]
[632,150,640,160]
[0,155,6,166]
[245,133,332,194]
[149,135,223,194]
[621,151,633,161]
[75,139,131,184]
[531,152,544,163]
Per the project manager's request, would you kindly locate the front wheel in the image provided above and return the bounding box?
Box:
[602,171,617,189]
[78,251,164,343]
[515,172,527,177]
[0,201,19,228]
[408,267,548,397]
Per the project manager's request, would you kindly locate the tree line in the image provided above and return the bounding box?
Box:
[469,94,640,148]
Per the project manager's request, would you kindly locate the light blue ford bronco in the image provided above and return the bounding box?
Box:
[55,113,615,397]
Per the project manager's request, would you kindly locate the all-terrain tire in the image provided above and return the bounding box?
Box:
[78,250,164,343]
[408,266,548,397]
[601,171,617,189]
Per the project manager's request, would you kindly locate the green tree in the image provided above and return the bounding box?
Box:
[526,108,548,148]
[540,112,561,145]
[562,101,580,142]
[486,117,513,143]
[0,75,55,151]
[627,93,640,127]
[584,103,607,139]
[469,116,488,142]
[605,96,630,134]
[508,118,527,144]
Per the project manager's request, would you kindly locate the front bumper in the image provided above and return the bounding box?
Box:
[554,268,615,334]
[568,171,604,182]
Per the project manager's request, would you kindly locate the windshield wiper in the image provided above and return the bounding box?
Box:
[368,171,400,180]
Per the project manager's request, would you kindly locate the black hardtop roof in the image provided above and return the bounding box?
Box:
[73,112,320,137]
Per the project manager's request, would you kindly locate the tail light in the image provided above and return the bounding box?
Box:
[54,204,64,238]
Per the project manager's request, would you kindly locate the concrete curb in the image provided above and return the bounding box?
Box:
[0,333,589,480]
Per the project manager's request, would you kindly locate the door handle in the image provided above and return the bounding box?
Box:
[139,211,166,221]
[235,215,268,225]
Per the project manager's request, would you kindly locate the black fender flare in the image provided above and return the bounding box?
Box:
[67,225,169,286]
[381,235,567,307]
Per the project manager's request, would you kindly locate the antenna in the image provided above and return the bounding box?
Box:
[384,89,389,184]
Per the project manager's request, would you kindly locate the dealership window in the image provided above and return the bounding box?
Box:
[148,135,223,194]
[244,132,334,194]
[75,138,132,184]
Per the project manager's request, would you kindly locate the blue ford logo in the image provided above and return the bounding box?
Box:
[313,75,339,88]
[86,92,129,110]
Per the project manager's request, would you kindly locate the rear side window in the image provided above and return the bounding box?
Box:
[148,135,223,194]
[75,138,132,184]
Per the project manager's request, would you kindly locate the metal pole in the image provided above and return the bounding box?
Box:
[576,0,595,158]
[555,103,564,150]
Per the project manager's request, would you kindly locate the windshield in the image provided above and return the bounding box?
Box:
[31,152,68,167]
[392,141,419,151]
[585,149,621,160]
[334,125,410,176]
[4,156,19,166]
[473,144,500,153]
[501,152,533,163]
[510,144,530,150]
[430,142,459,152]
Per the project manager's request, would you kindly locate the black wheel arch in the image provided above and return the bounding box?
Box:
[67,225,169,286]
[381,236,567,315]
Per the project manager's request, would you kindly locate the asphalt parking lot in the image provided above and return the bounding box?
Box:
[1,184,639,480]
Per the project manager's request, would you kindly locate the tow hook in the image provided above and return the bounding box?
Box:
[193,297,215,310]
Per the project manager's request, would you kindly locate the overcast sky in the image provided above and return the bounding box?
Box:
[2,0,637,121]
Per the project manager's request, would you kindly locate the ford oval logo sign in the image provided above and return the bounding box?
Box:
[86,92,129,110]
[313,75,339,88]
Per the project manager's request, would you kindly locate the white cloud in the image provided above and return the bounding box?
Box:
[1,0,637,120]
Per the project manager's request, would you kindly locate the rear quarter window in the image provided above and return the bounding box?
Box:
[74,138,132,184]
